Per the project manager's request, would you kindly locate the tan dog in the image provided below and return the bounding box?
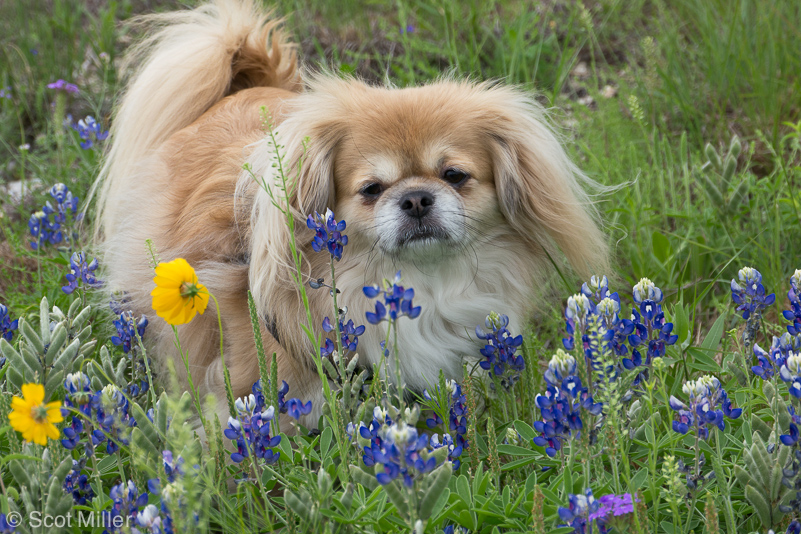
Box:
[94,0,606,428]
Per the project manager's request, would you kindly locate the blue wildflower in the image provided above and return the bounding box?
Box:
[224,395,281,464]
[307,209,348,260]
[669,375,742,439]
[111,311,148,354]
[783,269,801,336]
[563,293,593,351]
[476,312,524,385]
[731,267,775,320]
[365,420,442,487]
[29,183,81,249]
[626,278,678,367]
[423,379,468,469]
[0,304,19,342]
[133,505,162,534]
[780,353,801,399]
[0,87,10,100]
[63,458,94,505]
[251,378,290,414]
[0,514,15,533]
[363,271,421,325]
[71,115,109,150]
[581,275,612,304]
[533,351,602,457]
[62,251,103,294]
[103,481,149,534]
[558,488,609,534]
[320,316,365,357]
[285,398,312,420]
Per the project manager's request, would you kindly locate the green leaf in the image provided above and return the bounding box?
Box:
[652,230,671,263]
[348,465,378,492]
[745,484,773,528]
[514,420,537,442]
[419,463,452,520]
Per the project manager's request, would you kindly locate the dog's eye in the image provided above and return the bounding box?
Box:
[442,168,469,186]
[360,183,383,198]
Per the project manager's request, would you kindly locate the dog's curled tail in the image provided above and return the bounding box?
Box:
[92,0,298,236]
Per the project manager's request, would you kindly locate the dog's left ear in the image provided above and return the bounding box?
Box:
[484,89,607,277]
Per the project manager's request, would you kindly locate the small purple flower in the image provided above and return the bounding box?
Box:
[400,24,415,34]
[0,87,11,100]
[558,488,609,534]
[29,183,81,250]
[590,493,639,521]
[47,79,79,95]
[0,304,19,342]
[63,459,94,505]
[307,209,348,260]
[62,251,103,294]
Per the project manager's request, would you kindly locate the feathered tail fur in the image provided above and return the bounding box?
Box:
[92,0,299,236]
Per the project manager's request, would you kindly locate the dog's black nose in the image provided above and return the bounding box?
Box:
[399,191,435,219]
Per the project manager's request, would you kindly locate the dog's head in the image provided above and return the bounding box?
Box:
[272,76,606,272]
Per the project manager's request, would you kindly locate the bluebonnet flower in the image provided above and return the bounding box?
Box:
[0,303,19,342]
[364,419,442,487]
[93,384,136,454]
[632,277,663,304]
[563,293,593,351]
[62,372,94,417]
[285,398,312,420]
[47,79,79,94]
[752,333,800,380]
[251,378,292,416]
[476,312,524,380]
[533,351,602,457]
[28,183,81,250]
[62,251,103,294]
[132,505,162,534]
[558,488,609,534]
[669,375,742,439]
[780,406,801,446]
[307,209,348,260]
[783,269,801,336]
[731,267,775,351]
[103,481,149,534]
[627,280,678,366]
[320,316,365,357]
[71,115,109,149]
[0,87,10,100]
[442,525,469,534]
[63,458,94,504]
[363,271,421,325]
[111,311,148,354]
[224,395,281,464]
[399,24,415,34]
[581,275,612,304]
[731,267,775,319]
[780,353,801,399]
[423,379,468,468]
[0,514,15,532]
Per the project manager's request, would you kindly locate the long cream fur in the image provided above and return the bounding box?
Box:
[95,0,607,432]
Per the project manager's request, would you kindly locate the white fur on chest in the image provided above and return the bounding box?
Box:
[335,249,534,391]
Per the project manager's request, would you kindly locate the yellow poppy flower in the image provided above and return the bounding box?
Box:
[8,383,64,446]
[151,258,210,325]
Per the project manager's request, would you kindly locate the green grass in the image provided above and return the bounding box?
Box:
[1,0,801,533]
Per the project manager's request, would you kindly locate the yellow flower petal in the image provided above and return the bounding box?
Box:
[21,384,44,405]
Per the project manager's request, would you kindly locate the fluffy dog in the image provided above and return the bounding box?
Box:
[94,0,607,428]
